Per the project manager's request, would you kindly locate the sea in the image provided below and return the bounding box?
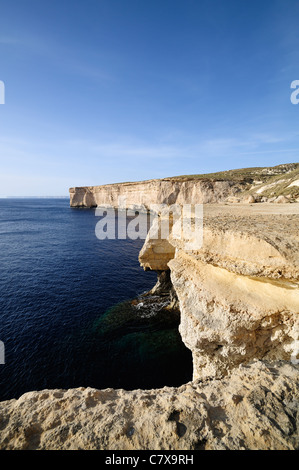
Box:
[0,198,192,401]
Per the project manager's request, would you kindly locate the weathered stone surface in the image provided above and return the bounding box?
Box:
[69,163,299,208]
[0,361,298,450]
[243,194,256,203]
[139,204,299,380]
[274,195,291,204]
[170,252,299,380]
[69,179,243,208]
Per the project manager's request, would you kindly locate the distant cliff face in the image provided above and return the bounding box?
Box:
[69,163,299,208]
[69,178,243,208]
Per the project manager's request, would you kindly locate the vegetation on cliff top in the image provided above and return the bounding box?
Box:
[166,162,298,182]
[165,162,299,199]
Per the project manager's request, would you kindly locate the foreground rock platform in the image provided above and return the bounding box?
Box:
[0,361,298,450]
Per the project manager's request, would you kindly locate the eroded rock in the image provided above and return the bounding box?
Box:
[139,204,299,380]
[0,361,298,450]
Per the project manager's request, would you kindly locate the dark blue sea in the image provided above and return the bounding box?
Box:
[0,199,192,401]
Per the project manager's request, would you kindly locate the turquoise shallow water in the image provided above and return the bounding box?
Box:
[0,199,192,400]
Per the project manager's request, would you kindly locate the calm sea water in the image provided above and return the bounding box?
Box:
[0,199,192,401]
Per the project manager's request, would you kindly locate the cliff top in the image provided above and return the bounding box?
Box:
[162,162,299,199]
[141,203,299,280]
[167,162,299,181]
[70,163,299,201]
[201,203,299,277]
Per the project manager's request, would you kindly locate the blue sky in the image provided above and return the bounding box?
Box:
[0,0,299,196]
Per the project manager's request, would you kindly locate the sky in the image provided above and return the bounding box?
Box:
[0,0,299,196]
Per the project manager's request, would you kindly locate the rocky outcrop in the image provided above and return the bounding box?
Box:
[139,204,299,381]
[0,360,298,450]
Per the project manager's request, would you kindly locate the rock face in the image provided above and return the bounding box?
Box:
[69,163,299,207]
[139,204,299,381]
[274,195,291,204]
[69,178,243,208]
[0,361,298,450]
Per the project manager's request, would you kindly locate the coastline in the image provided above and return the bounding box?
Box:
[1,166,298,450]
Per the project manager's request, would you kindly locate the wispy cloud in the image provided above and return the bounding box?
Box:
[64,130,299,163]
[0,33,114,82]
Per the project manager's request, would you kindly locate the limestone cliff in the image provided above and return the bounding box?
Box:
[69,163,299,208]
[139,204,299,381]
[69,178,242,208]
